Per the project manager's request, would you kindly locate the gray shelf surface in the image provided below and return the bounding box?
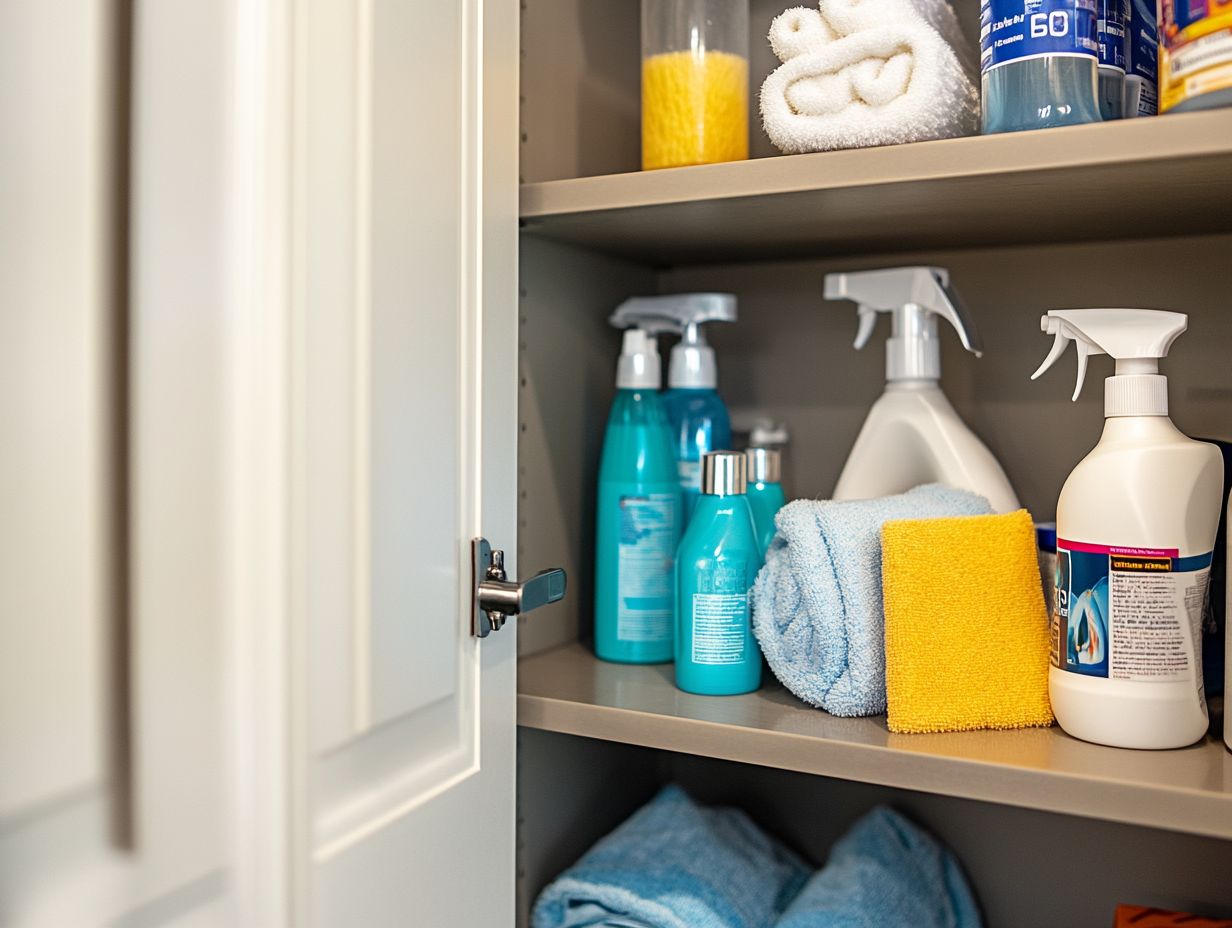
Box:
[519,110,1232,264]
[518,642,1232,839]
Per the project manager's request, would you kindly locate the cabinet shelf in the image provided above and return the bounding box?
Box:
[519,110,1232,264]
[518,642,1232,840]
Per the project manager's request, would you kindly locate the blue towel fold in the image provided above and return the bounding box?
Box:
[752,484,991,717]
[531,785,809,928]
[774,807,983,928]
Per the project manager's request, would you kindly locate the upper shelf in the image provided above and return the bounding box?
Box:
[519,110,1232,264]
[518,643,1232,840]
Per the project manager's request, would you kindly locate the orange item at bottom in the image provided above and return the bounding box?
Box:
[1114,904,1232,927]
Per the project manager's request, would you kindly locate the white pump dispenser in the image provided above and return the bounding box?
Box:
[1031,308,1223,750]
[824,266,1020,513]
[612,293,737,388]
[614,329,662,389]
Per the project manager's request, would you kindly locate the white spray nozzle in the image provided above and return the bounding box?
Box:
[824,266,983,382]
[1029,308,1187,415]
[611,293,737,389]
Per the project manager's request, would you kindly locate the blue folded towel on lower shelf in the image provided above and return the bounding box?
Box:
[775,807,983,928]
[751,484,991,717]
[531,785,809,928]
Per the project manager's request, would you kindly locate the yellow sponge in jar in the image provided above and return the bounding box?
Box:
[642,50,748,170]
[882,509,1054,734]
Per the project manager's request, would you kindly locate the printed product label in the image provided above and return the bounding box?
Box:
[1053,539,1212,684]
[1098,0,1129,70]
[1159,0,1232,111]
[616,493,677,643]
[1127,0,1159,82]
[678,459,702,493]
[690,559,750,665]
[981,0,1100,73]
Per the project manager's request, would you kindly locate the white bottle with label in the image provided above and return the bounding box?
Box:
[1032,308,1224,749]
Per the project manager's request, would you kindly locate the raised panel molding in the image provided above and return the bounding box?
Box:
[300,0,479,857]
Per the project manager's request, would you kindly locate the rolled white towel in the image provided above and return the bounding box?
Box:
[760,0,978,154]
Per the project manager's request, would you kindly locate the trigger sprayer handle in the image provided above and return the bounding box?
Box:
[1030,316,1097,401]
[853,307,877,350]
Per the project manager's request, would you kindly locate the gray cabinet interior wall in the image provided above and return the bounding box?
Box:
[516,0,1232,924]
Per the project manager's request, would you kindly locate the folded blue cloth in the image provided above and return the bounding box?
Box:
[774,807,983,928]
[752,484,991,717]
[531,785,809,928]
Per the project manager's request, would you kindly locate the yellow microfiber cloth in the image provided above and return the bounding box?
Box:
[882,509,1054,734]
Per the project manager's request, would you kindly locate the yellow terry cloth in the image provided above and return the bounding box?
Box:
[882,509,1054,734]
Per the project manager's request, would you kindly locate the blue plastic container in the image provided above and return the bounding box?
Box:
[595,348,682,664]
[674,452,762,695]
[663,387,732,526]
[980,0,1103,133]
[745,448,786,558]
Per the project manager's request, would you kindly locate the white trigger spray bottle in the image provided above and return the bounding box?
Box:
[824,266,1020,513]
[1031,308,1224,749]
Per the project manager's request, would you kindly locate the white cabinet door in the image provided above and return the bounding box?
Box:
[292,0,521,924]
[1,2,234,925]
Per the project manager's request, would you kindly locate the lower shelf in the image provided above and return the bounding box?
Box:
[517,642,1232,840]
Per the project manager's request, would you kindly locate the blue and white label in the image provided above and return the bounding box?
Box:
[1053,539,1211,684]
[1098,0,1129,71]
[981,0,1100,73]
[690,560,751,665]
[616,493,677,643]
[1126,0,1159,111]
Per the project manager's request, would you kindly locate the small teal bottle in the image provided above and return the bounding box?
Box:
[595,330,682,664]
[675,452,762,695]
[745,447,786,558]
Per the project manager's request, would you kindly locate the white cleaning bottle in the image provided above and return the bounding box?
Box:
[1031,308,1224,749]
[824,266,1020,513]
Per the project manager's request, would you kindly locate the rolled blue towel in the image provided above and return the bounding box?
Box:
[752,484,991,717]
[531,785,809,928]
[774,806,983,928]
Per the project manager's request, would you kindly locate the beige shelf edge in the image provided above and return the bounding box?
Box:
[518,642,1232,840]
[517,110,1232,262]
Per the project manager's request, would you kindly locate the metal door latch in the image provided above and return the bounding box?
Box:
[472,537,567,637]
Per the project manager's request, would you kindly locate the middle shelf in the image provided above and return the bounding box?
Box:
[518,641,1232,840]
[519,108,1232,264]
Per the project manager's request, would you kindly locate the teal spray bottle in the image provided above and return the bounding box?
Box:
[594,324,682,664]
[613,294,737,528]
[745,447,786,557]
[675,452,763,695]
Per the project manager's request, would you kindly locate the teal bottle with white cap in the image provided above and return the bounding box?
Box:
[1031,308,1224,749]
[675,452,762,695]
[613,294,737,527]
[594,325,682,664]
[745,447,786,557]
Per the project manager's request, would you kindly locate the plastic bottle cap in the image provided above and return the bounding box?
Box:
[745,447,781,483]
[702,452,746,496]
[616,329,662,389]
[668,341,717,389]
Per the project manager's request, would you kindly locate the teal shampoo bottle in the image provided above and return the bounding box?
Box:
[594,330,682,664]
[745,447,786,557]
[674,452,763,695]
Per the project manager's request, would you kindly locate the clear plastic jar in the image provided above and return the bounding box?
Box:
[641,0,749,170]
